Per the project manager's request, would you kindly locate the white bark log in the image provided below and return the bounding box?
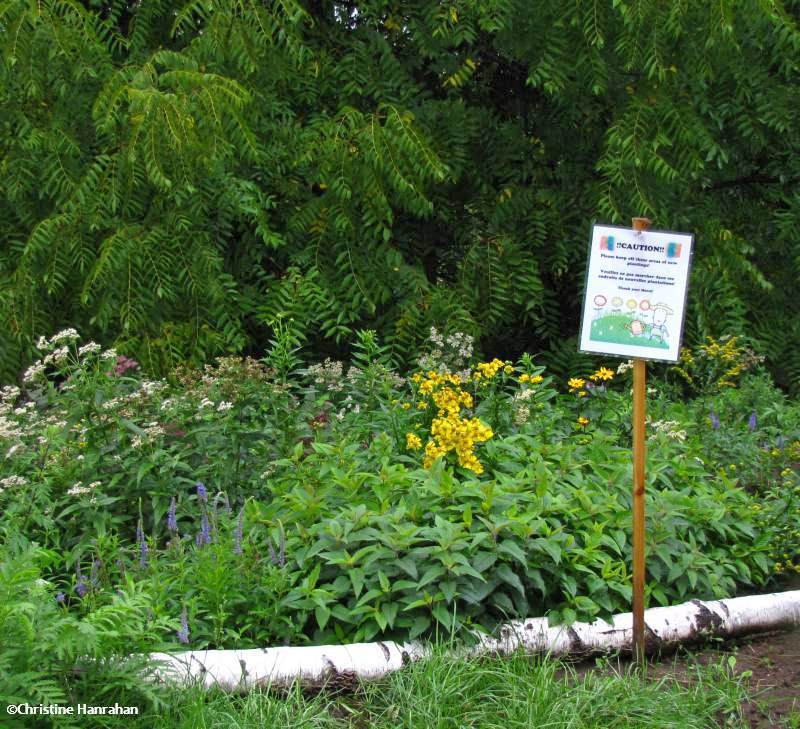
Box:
[149,590,800,691]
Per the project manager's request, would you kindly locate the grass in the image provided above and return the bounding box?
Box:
[589,314,670,349]
[118,649,753,729]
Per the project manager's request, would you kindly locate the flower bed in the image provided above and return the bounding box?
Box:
[0,329,798,656]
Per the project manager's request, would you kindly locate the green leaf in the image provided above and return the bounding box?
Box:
[408,614,431,640]
[315,604,331,630]
[495,564,525,597]
[349,568,365,599]
[497,539,527,565]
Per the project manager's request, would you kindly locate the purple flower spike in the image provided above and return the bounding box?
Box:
[167,497,178,533]
[748,412,757,432]
[710,411,720,430]
[196,482,208,503]
[75,560,88,597]
[56,591,66,604]
[195,514,211,548]
[233,509,244,556]
[136,520,148,569]
[177,607,190,644]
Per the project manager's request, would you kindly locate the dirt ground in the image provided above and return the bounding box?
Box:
[671,628,799,728]
[582,628,799,728]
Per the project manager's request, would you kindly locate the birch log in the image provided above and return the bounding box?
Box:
[150,590,800,691]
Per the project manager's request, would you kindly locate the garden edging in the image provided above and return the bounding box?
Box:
[150,589,800,691]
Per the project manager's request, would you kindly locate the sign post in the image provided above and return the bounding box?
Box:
[578,217,694,663]
[630,217,650,663]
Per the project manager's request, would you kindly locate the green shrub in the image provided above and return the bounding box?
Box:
[0,330,796,650]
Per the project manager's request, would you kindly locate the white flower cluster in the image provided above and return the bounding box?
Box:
[67,480,99,497]
[51,328,80,344]
[335,394,363,421]
[417,328,474,376]
[78,342,102,357]
[217,401,233,412]
[101,381,166,414]
[36,329,79,351]
[43,346,70,366]
[511,386,537,425]
[0,475,27,490]
[647,419,687,441]
[1,385,20,405]
[131,423,166,448]
[0,416,24,442]
[138,380,166,396]
[23,362,46,383]
[513,405,530,426]
[307,359,345,392]
[617,360,634,374]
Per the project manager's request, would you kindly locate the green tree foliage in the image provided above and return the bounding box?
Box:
[1,0,799,388]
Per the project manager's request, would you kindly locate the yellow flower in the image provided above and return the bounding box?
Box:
[401,402,411,410]
[417,401,428,409]
[577,416,589,427]
[590,367,614,382]
[530,375,544,384]
[503,365,514,375]
[568,377,586,391]
[406,433,422,450]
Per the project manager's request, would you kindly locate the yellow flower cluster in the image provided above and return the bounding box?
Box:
[413,370,462,394]
[698,336,740,362]
[675,336,764,392]
[432,386,473,416]
[568,377,587,396]
[424,416,493,473]
[473,359,511,380]
[577,416,589,428]
[412,370,494,474]
[519,374,544,384]
[406,432,422,450]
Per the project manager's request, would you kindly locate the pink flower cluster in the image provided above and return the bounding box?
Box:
[108,355,139,377]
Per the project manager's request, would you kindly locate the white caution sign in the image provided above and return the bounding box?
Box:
[579,224,693,362]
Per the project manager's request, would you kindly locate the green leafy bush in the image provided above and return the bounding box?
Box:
[2,330,795,651]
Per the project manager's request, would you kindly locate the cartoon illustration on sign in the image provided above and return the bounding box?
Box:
[625,318,646,337]
[593,294,607,320]
[648,303,673,342]
[587,296,672,350]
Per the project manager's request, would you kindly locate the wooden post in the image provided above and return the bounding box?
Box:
[631,216,651,663]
